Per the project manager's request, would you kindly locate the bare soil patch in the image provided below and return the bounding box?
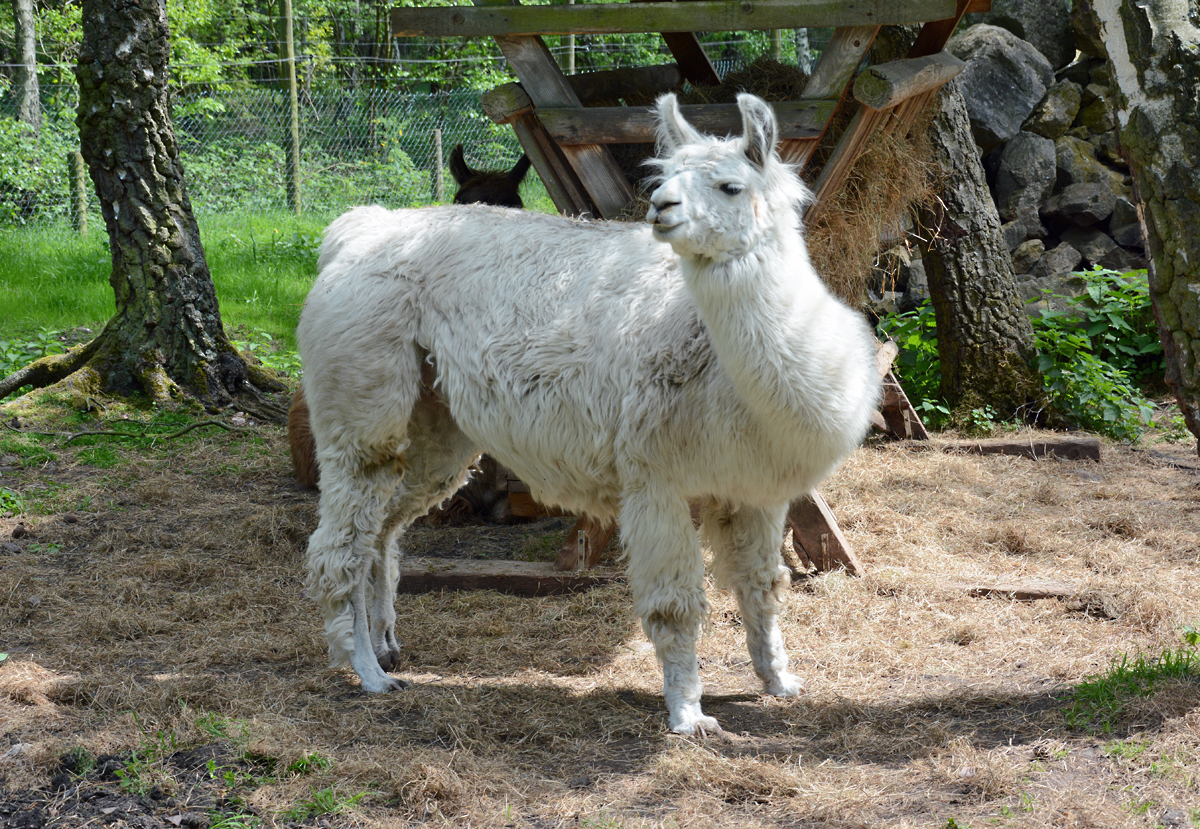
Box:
[1,409,1198,828]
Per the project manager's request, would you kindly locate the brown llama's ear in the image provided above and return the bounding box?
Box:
[449,144,478,186]
[508,155,532,186]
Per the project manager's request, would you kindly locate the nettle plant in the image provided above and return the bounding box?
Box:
[877,267,1163,441]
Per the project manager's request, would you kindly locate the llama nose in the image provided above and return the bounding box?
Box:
[648,191,682,226]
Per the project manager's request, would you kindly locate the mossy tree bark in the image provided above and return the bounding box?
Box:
[916,80,1044,421]
[0,0,283,410]
[1092,0,1200,452]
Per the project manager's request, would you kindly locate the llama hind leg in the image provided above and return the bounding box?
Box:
[306,455,406,693]
[621,489,717,735]
[366,400,479,675]
[704,503,801,698]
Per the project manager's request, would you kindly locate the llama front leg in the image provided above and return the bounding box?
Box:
[369,527,404,672]
[622,490,718,735]
[704,503,802,698]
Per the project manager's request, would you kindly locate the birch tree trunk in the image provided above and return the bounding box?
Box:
[0,0,284,411]
[12,0,40,133]
[1092,0,1200,452]
[916,80,1045,420]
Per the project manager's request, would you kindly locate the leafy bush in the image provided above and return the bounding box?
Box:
[0,114,77,223]
[877,267,1163,441]
[1,329,67,401]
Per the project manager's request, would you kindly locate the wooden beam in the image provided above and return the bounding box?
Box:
[391,0,959,39]
[787,491,863,576]
[629,0,723,86]
[943,437,1102,462]
[779,25,879,169]
[484,25,635,218]
[853,50,965,111]
[878,370,930,440]
[538,98,835,145]
[398,558,621,596]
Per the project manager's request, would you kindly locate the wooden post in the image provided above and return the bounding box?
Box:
[68,150,87,235]
[566,0,575,73]
[280,0,302,213]
[433,128,445,202]
[771,28,783,61]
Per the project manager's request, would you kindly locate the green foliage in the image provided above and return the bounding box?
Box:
[1065,632,1200,734]
[1031,269,1159,442]
[279,787,365,821]
[0,487,24,516]
[0,113,78,224]
[878,268,1163,440]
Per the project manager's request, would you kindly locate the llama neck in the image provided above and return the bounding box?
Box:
[682,232,856,430]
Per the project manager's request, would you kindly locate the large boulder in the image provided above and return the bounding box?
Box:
[1041,181,1118,226]
[1110,196,1144,249]
[1030,241,1083,280]
[994,132,1057,225]
[1023,81,1083,140]
[1070,0,1107,59]
[1060,226,1117,267]
[1055,135,1126,190]
[965,0,1075,69]
[948,25,1056,154]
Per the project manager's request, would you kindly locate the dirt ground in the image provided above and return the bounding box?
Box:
[1,403,1198,828]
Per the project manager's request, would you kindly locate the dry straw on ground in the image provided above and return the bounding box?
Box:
[2,408,1199,827]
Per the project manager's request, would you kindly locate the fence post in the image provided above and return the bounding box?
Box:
[433,128,445,202]
[566,0,575,74]
[281,0,301,213]
[68,150,87,235]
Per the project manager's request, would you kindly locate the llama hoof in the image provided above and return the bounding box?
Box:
[359,672,411,693]
[766,673,804,698]
[671,714,723,737]
[376,647,404,673]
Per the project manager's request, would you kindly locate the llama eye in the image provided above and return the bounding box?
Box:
[719,183,744,196]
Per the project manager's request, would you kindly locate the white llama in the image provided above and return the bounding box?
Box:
[297,93,881,735]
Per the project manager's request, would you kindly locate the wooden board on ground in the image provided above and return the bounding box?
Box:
[787,491,863,577]
[398,557,622,596]
[944,437,1101,462]
[941,579,1079,601]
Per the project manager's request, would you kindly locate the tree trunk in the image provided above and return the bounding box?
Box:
[1091,0,1200,453]
[916,80,1044,420]
[12,0,40,133]
[0,0,284,412]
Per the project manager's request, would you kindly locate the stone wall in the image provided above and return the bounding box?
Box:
[871,1,1144,317]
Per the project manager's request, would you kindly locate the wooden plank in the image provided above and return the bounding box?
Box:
[568,63,684,104]
[805,0,971,220]
[629,0,723,86]
[538,98,835,145]
[853,50,965,110]
[944,437,1102,462]
[391,0,959,39]
[878,370,930,440]
[398,557,622,596]
[510,112,597,215]
[779,25,879,169]
[486,30,635,218]
[786,491,863,576]
[875,339,899,378]
[943,579,1078,601]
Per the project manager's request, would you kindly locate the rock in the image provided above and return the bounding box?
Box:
[898,256,930,314]
[1023,80,1082,139]
[1030,241,1083,279]
[1089,131,1127,168]
[1012,238,1046,273]
[1058,56,1100,87]
[1,542,20,554]
[994,132,1057,224]
[1110,196,1144,248]
[1080,82,1108,107]
[1077,97,1116,134]
[1042,182,1118,226]
[1060,226,1117,266]
[1055,135,1125,189]
[1070,0,1107,59]
[948,24,1056,154]
[964,0,1075,69]
[1088,61,1114,89]
[1099,246,1147,272]
[1020,271,1089,315]
[1001,220,1031,250]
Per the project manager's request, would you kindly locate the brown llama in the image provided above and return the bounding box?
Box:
[288,145,531,490]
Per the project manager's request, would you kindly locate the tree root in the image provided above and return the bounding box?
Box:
[2,417,236,447]
[0,338,103,400]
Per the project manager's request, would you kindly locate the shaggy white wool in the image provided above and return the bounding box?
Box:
[297,93,881,735]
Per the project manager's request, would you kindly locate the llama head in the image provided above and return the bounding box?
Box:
[450,144,532,208]
[646,93,812,262]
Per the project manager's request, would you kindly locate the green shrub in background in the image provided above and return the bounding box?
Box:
[0,112,77,224]
[878,268,1163,441]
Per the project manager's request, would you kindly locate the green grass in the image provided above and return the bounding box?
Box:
[0,209,326,352]
[1065,636,1200,734]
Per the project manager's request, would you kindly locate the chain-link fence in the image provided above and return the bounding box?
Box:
[0,34,830,226]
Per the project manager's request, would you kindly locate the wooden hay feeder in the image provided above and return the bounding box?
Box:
[389,0,988,590]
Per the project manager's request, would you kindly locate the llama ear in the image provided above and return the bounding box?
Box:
[655,93,703,155]
[737,93,777,170]
[449,144,477,186]
[508,154,532,186]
